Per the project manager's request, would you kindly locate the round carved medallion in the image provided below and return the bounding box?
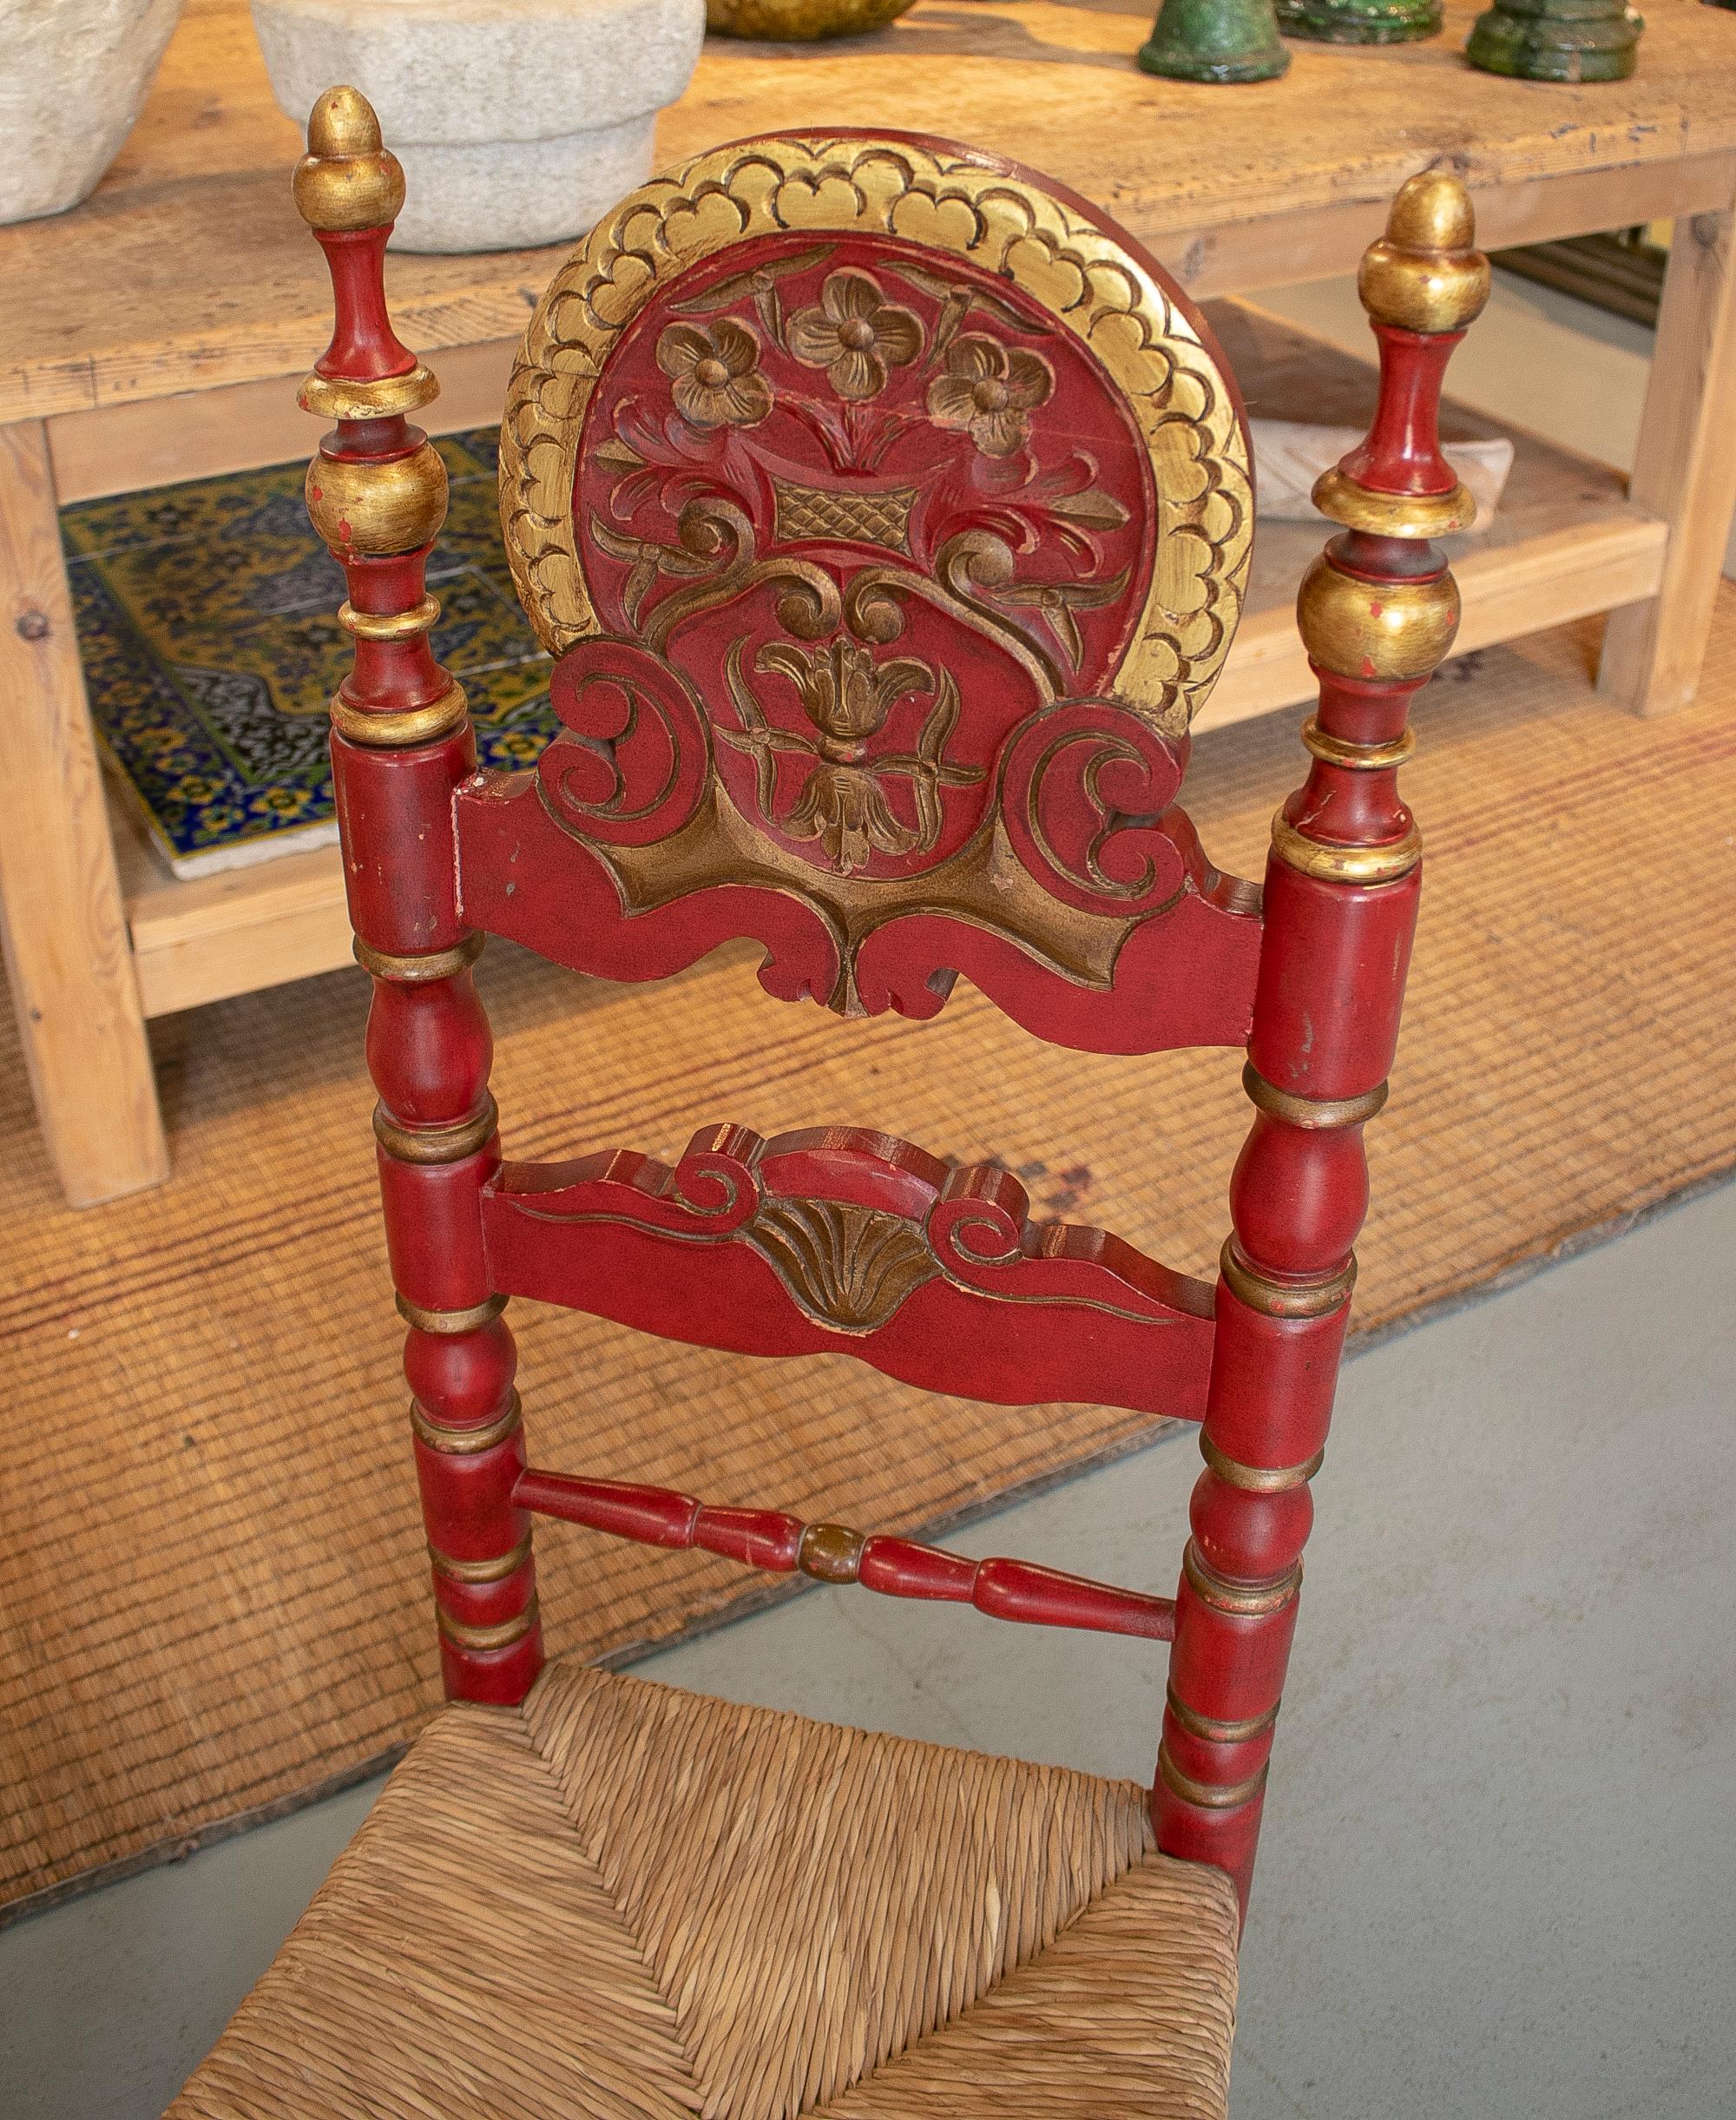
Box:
[501,131,1253,742]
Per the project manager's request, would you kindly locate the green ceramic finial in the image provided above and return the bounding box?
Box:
[1465,0,1641,78]
[1139,0,1291,81]
[1278,0,1440,42]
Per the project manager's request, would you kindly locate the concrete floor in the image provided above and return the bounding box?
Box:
[6,268,1733,2117]
[5,1175,1733,2119]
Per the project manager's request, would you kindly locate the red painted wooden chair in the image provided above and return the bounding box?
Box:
[171,101,1486,2120]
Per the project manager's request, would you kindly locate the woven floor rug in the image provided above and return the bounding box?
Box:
[5,601,1736,1919]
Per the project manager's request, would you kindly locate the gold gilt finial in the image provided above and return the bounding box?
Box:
[1358,170,1491,338]
[293,85,406,234]
[1310,169,1492,546]
[308,84,381,159]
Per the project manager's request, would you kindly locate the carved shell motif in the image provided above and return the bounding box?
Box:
[747,1198,938,1334]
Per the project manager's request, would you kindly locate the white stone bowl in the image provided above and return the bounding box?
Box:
[251,0,706,253]
[0,0,182,227]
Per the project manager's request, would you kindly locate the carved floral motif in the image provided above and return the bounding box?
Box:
[483,135,1261,1032]
[654,320,771,430]
[501,133,1253,729]
[586,235,1141,687]
[555,228,1162,891]
[786,269,924,401]
[925,333,1054,458]
[720,637,980,874]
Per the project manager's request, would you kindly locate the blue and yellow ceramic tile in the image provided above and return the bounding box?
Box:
[62,432,556,872]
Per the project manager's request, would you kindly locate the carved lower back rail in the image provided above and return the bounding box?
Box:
[483,1123,1218,1423]
[514,1470,1177,1642]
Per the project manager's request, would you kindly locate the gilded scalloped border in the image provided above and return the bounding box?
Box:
[498,133,1253,736]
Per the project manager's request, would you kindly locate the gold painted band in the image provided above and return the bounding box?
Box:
[396,1292,508,1336]
[436,1596,539,1654]
[1200,1433,1325,1494]
[1271,811,1424,886]
[1295,551,1460,683]
[300,365,440,423]
[411,1392,522,1456]
[353,932,485,984]
[330,682,467,750]
[1309,467,1475,541]
[1165,1685,1281,1747]
[1182,1541,1303,1617]
[372,1096,498,1166]
[798,1521,867,1584]
[293,107,407,234]
[1156,1743,1271,1812]
[339,593,442,642]
[1359,217,1491,336]
[1301,717,1417,774]
[1220,1238,1357,1320]
[1242,1062,1389,1131]
[429,1530,534,1584]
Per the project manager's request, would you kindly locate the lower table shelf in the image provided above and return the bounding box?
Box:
[113,303,1664,1024]
[115,800,356,1020]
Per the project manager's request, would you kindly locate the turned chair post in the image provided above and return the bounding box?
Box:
[1152,174,1490,1918]
[295,89,542,1705]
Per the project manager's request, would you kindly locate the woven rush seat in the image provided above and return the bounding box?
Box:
[168,1662,1239,2120]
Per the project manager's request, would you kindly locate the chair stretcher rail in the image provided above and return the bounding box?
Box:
[513,1469,1177,1642]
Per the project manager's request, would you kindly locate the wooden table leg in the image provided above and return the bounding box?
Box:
[1599,203,1736,716]
[0,420,168,1204]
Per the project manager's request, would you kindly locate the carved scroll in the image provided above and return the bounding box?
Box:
[482,1123,1217,1422]
[457,650,1261,1050]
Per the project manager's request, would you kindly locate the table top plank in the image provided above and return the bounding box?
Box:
[8,0,1736,425]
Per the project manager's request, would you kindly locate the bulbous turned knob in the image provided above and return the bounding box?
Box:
[306,441,449,559]
[1358,170,1491,336]
[1296,551,1461,681]
[293,85,406,233]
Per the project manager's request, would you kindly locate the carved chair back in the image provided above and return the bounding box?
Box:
[296,101,1488,1919]
[469,131,1261,1049]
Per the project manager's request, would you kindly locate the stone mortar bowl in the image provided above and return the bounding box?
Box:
[252,0,706,252]
[1,0,182,226]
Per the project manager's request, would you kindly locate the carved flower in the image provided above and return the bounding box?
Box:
[925,333,1054,457]
[788,764,919,874]
[721,635,983,878]
[656,319,772,430]
[760,637,924,754]
[787,271,924,402]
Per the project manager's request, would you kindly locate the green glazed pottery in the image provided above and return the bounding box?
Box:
[1139,0,1291,81]
[1278,0,1440,41]
[1465,0,1641,79]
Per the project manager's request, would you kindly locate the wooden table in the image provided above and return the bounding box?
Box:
[6,0,1736,1205]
